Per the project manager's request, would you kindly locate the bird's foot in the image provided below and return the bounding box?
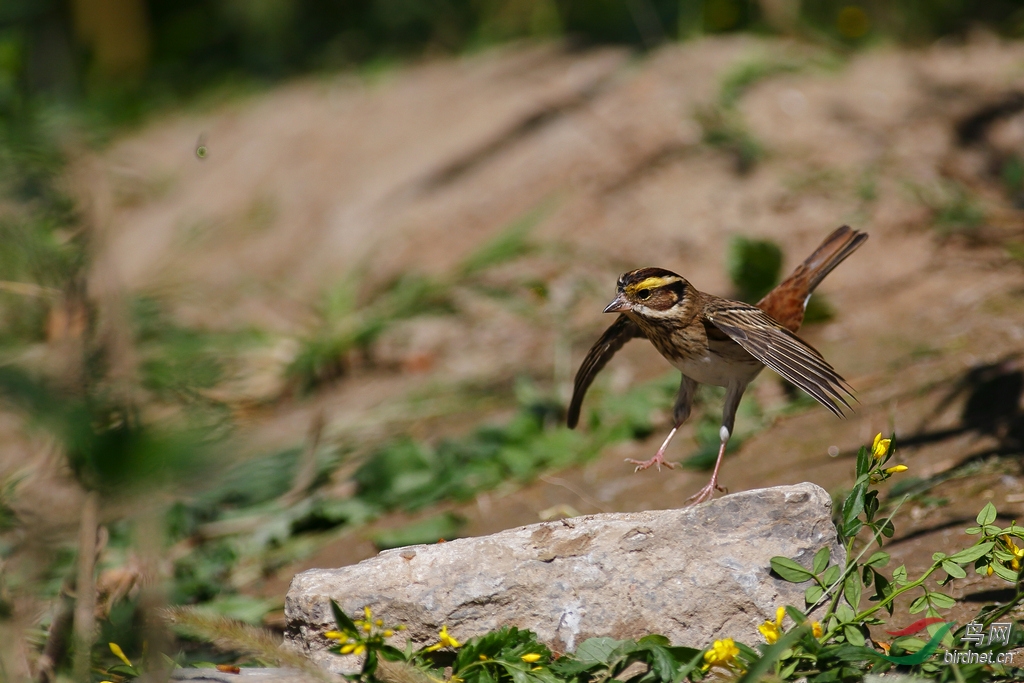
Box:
[685,477,727,505]
[625,452,676,472]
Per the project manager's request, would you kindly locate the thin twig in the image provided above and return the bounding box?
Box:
[72,491,99,681]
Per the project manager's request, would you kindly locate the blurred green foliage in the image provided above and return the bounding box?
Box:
[728,235,782,303]
[727,233,834,322]
[7,1,1024,109]
[911,180,986,237]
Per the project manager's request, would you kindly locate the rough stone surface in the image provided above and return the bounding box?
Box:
[285,483,842,672]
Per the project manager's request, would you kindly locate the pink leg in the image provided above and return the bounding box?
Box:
[626,425,679,472]
[686,433,729,505]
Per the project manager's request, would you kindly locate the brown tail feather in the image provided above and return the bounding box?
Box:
[757,225,868,333]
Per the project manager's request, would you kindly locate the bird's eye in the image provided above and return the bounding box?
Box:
[637,289,651,300]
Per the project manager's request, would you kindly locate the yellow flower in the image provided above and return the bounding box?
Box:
[758,607,786,644]
[988,565,995,576]
[384,630,395,637]
[521,653,542,663]
[703,638,740,670]
[872,434,891,460]
[325,631,346,641]
[353,644,366,656]
[341,643,357,654]
[376,619,384,627]
[884,465,908,474]
[425,625,462,651]
[364,606,373,620]
[439,625,461,648]
[1003,535,1024,571]
[479,654,488,661]
[109,643,132,668]
[363,623,373,632]
[812,621,823,638]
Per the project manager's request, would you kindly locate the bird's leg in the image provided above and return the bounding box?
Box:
[686,382,744,504]
[685,426,730,504]
[627,424,679,471]
[627,375,696,472]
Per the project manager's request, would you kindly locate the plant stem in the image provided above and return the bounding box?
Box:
[823,562,942,642]
[72,491,99,682]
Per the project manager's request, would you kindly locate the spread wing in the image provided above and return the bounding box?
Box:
[706,302,854,417]
[567,315,646,428]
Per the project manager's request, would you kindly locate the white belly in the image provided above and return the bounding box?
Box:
[668,349,764,388]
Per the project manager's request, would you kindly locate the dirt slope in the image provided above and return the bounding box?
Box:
[58,34,1024,608]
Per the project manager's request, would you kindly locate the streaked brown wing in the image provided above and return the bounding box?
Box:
[567,315,646,429]
[705,301,854,417]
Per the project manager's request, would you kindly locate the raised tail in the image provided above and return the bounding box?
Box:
[797,225,869,293]
[757,225,868,333]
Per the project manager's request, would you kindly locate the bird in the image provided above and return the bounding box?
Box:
[567,225,867,504]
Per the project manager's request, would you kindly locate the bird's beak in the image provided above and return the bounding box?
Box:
[603,293,631,314]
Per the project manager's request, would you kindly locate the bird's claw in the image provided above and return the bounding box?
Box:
[685,479,727,506]
[625,455,676,472]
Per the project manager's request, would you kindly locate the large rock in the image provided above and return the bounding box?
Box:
[285,483,842,672]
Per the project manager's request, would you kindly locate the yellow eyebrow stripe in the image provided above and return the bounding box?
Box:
[626,276,680,294]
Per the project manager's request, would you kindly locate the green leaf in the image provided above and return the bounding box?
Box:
[964,526,982,535]
[946,542,995,564]
[331,600,359,635]
[941,560,967,579]
[813,547,831,574]
[865,551,890,568]
[805,584,824,605]
[977,502,998,526]
[638,642,676,680]
[843,518,863,538]
[992,562,1018,581]
[106,665,140,676]
[844,624,866,647]
[864,491,880,522]
[844,571,862,610]
[842,483,866,527]
[574,638,627,666]
[822,565,841,586]
[836,603,855,623]
[880,520,895,538]
[909,595,928,614]
[378,645,406,662]
[855,446,871,477]
[931,552,947,562]
[770,557,815,582]
[363,649,379,677]
[929,592,955,609]
[735,625,809,683]
[783,605,808,624]
[507,665,529,683]
[477,665,496,683]
[672,648,709,682]
[892,565,907,584]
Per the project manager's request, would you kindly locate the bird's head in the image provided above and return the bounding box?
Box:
[604,267,694,320]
